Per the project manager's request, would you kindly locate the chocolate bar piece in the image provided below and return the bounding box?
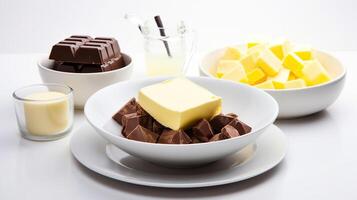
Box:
[121,113,151,137]
[112,98,138,125]
[228,118,252,135]
[158,129,191,144]
[53,62,81,73]
[192,119,214,142]
[49,35,121,64]
[209,133,227,142]
[221,125,240,138]
[126,125,159,143]
[210,114,236,133]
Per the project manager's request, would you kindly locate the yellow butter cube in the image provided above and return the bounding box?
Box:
[269,68,290,83]
[269,39,292,60]
[272,81,285,89]
[240,53,259,73]
[246,68,266,85]
[216,60,243,78]
[247,41,264,49]
[282,53,305,77]
[247,44,266,55]
[256,49,283,76]
[294,47,314,60]
[255,80,275,89]
[221,64,247,83]
[284,79,307,89]
[222,47,243,60]
[301,60,331,86]
[288,72,297,80]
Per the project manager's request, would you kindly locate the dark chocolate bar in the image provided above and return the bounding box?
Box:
[49,35,121,65]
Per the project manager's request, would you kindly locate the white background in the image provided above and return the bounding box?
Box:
[0,0,357,54]
[1,1,357,199]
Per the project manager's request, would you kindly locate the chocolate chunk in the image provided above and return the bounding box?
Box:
[49,43,78,61]
[158,129,191,144]
[95,37,121,56]
[209,133,227,142]
[49,35,123,68]
[126,125,159,143]
[221,125,240,138]
[210,114,236,133]
[192,119,214,142]
[121,113,151,137]
[228,118,252,135]
[112,98,138,125]
[190,136,202,143]
[75,45,109,64]
[52,62,82,73]
[152,120,165,134]
[226,113,238,118]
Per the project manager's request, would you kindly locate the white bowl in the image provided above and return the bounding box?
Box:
[38,54,133,109]
[200,47,346,118]
[84,76,278,167]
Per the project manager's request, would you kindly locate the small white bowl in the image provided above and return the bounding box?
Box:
[84,76,278,167]
[38,54,134,109]
[200,47,346,118]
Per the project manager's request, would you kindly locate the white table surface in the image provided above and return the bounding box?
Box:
[0,52,356,199]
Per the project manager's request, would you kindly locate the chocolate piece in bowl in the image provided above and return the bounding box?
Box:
[158,129,192,144]
[210,114,236,133]
[121,113,151,137]
[126,125,159,143]
[95,37,121,55]
[209,133,227,142]
[221,125,240,138]
[192,119,214,142]
[112,98,138,125]
[152,120,165,134]
[228,118,252,135]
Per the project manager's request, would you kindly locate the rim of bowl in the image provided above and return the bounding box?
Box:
[37,53,133,76]
[84,76,279,147]
[199,48,347,92]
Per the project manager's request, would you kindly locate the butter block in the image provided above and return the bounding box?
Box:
[255,80,275,89]
[246,68,266,85]
[256,49,283,76]
[222,47,243,60]
[247,41,264,48]
[283,79,307,89]
[294,47,313,60]
[240,53,259,73]
[269,68,290,83]
[272,81,285,89]
[301,60,331,86]
[216,60,243,78]
[282,53,305,77]
[138,78,222,130]
[221,64,247,83]
[288,72,297,80]
[269,39,292,60]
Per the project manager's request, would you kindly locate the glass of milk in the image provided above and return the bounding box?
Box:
[13,84,74,141]
[141,19,195,76]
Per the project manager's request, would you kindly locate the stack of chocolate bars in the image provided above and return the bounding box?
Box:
[112,98,252,144]
[49,35,126,73]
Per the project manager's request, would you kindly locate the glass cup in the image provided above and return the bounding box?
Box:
[141,19,196,76]
[13,83,74,141]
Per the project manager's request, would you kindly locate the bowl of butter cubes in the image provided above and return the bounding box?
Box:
[200,39,346,118]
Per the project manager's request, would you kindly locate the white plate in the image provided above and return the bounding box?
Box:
[70,123,287,188]
[84,76,279,167]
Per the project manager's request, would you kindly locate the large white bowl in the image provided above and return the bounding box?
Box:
[38,54,133,109]
[84,77,279,167]
[200,47,346,118]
